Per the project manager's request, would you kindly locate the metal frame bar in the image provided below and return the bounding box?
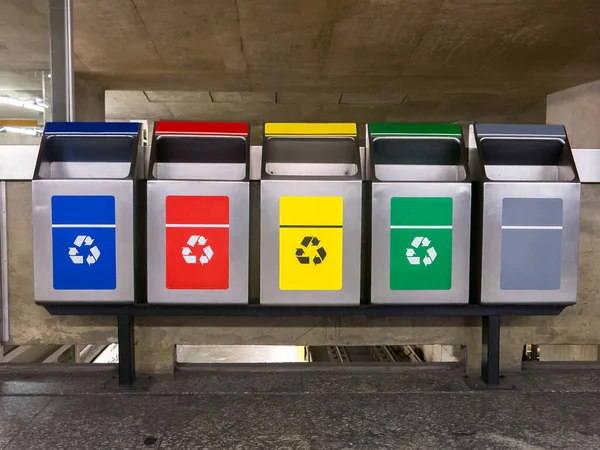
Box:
[0,182,8,342]
[44,303,565,317]
[43,303,565,388]
[117,315,135,387]
[481,315,501,386]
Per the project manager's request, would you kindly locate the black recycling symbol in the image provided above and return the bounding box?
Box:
[296,236,327,265]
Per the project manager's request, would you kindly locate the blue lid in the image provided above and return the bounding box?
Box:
[44,122,140,135]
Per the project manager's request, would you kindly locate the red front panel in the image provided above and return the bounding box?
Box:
[165,196,229,290]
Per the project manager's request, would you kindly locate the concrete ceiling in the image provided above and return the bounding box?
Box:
[2,0,600,123]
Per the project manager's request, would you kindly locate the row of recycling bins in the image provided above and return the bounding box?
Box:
[31,121,581,306]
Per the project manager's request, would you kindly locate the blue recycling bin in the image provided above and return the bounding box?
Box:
[32,122,143,303]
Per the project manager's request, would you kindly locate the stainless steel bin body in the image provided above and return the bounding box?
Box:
[369,123,471,305]
[473,123,580,305]
[146,121,250,304]
[260,123,362,305]
[32,122,142,303]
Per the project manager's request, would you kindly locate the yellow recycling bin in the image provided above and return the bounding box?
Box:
[260,123,363,305]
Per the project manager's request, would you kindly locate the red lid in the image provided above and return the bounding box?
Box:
[155,121,249,136]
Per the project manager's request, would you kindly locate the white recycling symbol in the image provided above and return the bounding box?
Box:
[405,236,437,266]
[182,235,214,265]
[69,235,101,265]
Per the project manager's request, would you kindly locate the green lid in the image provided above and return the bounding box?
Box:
[369,123,462,137]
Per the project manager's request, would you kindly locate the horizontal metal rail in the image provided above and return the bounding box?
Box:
[43,303,567,317]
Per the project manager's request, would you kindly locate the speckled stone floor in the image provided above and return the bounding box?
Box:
[1,363,600,449]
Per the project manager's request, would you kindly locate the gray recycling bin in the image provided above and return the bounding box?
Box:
[368,123,471,304]
[473,124,580,305]
[32,122,143,303]
[260,123,362,305]
[146,121,250,304]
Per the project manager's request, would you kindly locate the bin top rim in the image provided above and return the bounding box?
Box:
[369,123,462,138]
[475,123,566,139]
[155,121,249,137]
[44,122,140,136]
[264,122,357,137]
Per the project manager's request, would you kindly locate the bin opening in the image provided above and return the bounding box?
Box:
[263,137,359,177]
[38,135,135,179]
[372,137,466,182]
[479,137,575,181]
[152,135,247,180]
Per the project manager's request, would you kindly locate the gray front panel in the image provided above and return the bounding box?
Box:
[371,182,471,305]
[481,182,580,304]
[147,181,249,304]
[260,180,362,305]
[500,198,563,290]
[32,179,135,303]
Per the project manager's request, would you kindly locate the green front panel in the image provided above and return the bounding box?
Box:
[369,123,462,137]
[389,197,453,291]
[390,197,453,227]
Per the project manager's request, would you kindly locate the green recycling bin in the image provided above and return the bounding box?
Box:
[368,123,471,304]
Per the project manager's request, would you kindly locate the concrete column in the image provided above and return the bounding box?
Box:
[135,319,176,375]
[74,77,105,122]
[547,79,600,148]
[546,79,600,364]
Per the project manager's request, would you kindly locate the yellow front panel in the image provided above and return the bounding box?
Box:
[279,196,344,291]
[280,196,343,226]
[280,227,343,290]
[265,122,357,136]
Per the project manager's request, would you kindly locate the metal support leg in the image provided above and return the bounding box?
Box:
[481,315,500,386]
[117,315,135,387]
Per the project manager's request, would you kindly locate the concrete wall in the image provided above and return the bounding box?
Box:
[5,178,484,373]
[547,79,600,149]
[6,183,600,374]
[74,77,105,122]
[3,81,600,375]
[0,135,41,146]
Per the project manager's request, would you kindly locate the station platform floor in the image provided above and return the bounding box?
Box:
[1,363,600,449]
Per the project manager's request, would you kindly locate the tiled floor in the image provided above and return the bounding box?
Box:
[1,364,600,449]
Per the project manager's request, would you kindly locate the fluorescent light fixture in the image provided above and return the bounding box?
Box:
[22,101,46,112]
[0,96,25,108]
[0,96,48,112]
[0,126,42,136]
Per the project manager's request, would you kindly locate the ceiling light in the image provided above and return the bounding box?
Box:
[0,96,25,108]
[0,126,42,136]
[0,96,48,112]
[22,101,46,112]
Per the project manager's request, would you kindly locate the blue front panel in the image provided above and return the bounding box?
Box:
[52,195,116,225]
[51,195,117,290]
[52,227,117,290]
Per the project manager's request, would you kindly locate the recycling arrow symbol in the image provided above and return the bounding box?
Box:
[405,236,437,266]
[296,236,327,265]
[69,235,101,266]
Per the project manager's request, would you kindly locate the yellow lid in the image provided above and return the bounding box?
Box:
[265,122,357,137]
